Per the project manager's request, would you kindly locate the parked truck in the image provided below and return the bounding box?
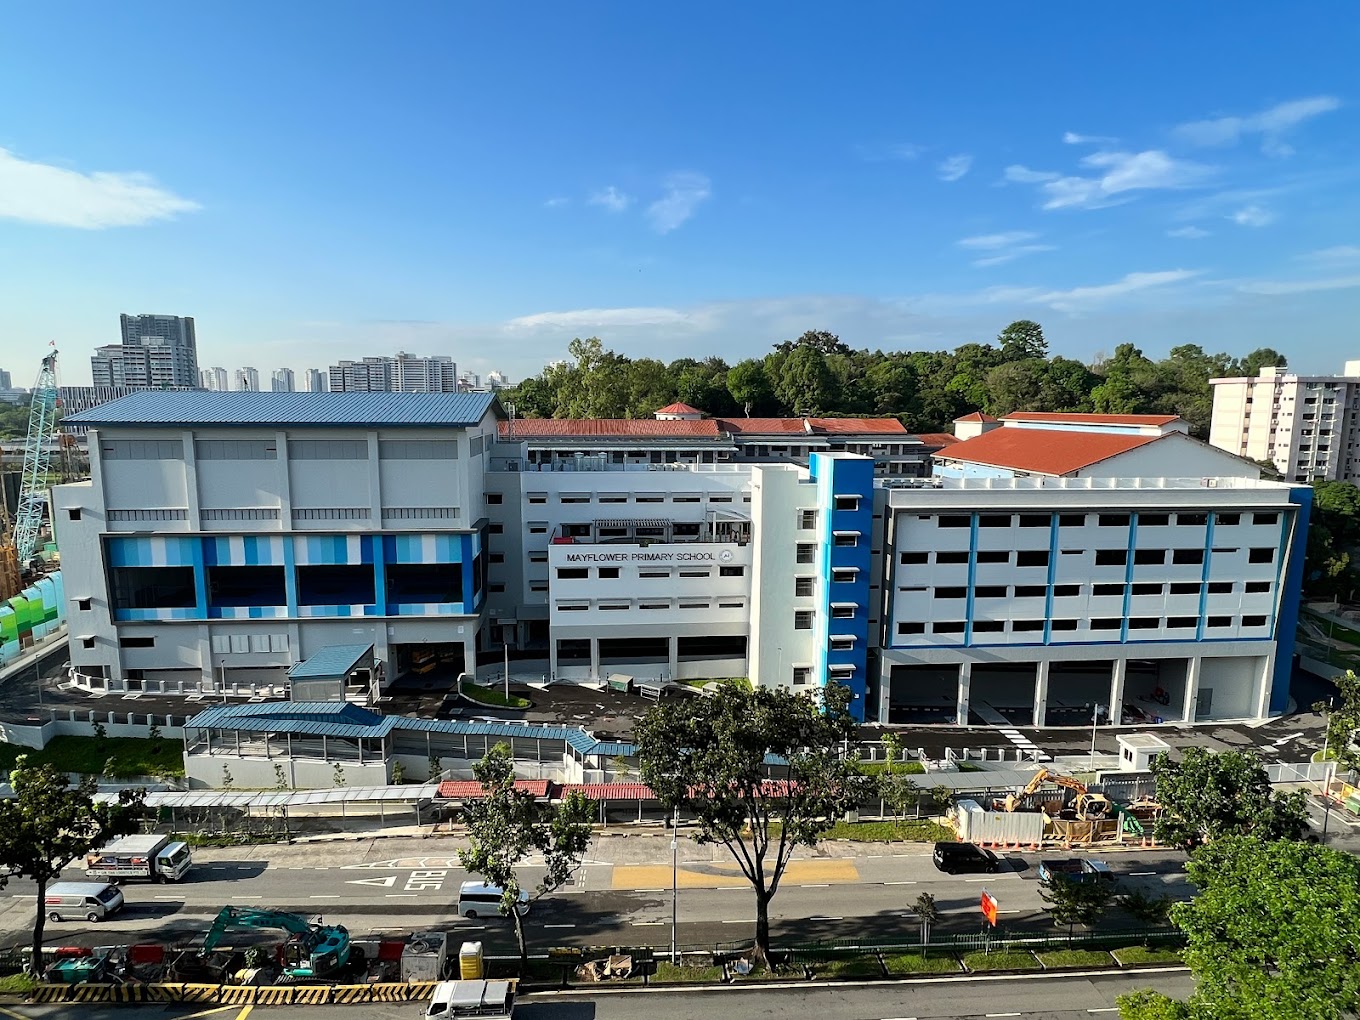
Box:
[85,835,192,884]
[1037,858,1115,885]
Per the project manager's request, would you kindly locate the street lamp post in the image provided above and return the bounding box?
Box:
[1088,703,1102,773]
[670,803,680,964]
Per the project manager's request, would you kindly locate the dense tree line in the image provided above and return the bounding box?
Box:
[504,324,1286,437]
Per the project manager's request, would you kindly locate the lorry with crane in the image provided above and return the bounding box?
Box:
[85,834,192,883]
[200,907,361,980]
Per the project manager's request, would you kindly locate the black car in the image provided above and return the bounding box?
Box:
[932,841,1000,874]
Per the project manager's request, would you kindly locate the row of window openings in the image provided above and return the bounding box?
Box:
[794,606,859,627]
[555,566,746,580]
[114,632,293,651]
[899,580,1273,598]
[558,599,747,611]
[929,511,1277,529]
[901,547,1275,568]
[512,492,749,506]
[896,614,1270,636]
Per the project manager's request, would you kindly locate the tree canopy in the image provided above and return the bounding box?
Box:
[633,681,872,966]
[1118,837,1360,1020]
[503,325,1285,436]
[1149,748,1309,852]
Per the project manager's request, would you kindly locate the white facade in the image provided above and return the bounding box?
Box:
[271,368,296,392]
[233,367,260,392]
[1210,363,1360,482]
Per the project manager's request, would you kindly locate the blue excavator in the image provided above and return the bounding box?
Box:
[200,907,361,980]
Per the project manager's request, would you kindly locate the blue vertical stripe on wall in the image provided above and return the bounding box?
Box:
[190,536,208,618]
[282,535,298,614]
[372,532,387,617]
[963,514,978,645]
[1042,514,1059,646]
[811,454,872,722]
[1195,514,1216,641]
[1120,515,1138,643]
[1271,489,1312,715]
[461,534,475,611]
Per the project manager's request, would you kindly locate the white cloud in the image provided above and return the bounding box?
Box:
[646,172,711,233]
[1299,245,1360,261]
[1062,131,1118,145]
[588,186,633,212]
[1230,204,1275,228]
[0,147,199,229]
[543,196,570,208]
[970,245,1055,268]
[1239,273,1360,296]
[1176,95,1340,155]
[972,269,1202,313]
[507,307,698,331]
[1012,150,1215,211]
[1004,165,1060,184]
[1167,226,1211,239]
[957,231,1039,250]
[937,154,973,181]
[955,231,1053,267]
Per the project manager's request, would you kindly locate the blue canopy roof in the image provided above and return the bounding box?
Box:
[287,643,374,681]
[66,390,499,428]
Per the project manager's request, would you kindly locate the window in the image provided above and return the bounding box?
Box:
[1051,619,1078,631]
[977,550,1009,563]
[1215,512,1241,526]
[1013,620,1044,632]
[1253,512,1279,526]
[1091,618,1121,630]
[101,439,183,460]
[1016,550,1049,568]
[557,568,588,580]
[81,637,95,649]
[932,621,965,633]
[938,515,970,528]
[1207,616,1232,628]
[119,636,155,648]
[1093,583,1124,596]
[1058,513,1086,527]
[483,493,504,507]
[1095,549,1127,566]
[1132,583,1164,596]
[600,602,630,611]
[528,494,547,504]
[489,583,505,594]
[66,507,82,521]
[560,494,589,504]
[1208,581,1234,594]
[636,494,663,503]
[979,514,1011,528]
[529,581,548,593]
[797,544,816,564]
[1245,581,1271,594]
[639,569,669,579]
[720,565,745,577]
[1018,513,1050,528]
[975,585,1007,598]
[1167,616,1197,628]
[830,635,856,651]
[937,551,969,564]
[793,666,812,685]
[900,551,929,565]
[487,523,503,535]
[1171,548,1203,565]
[799,509,818,529]
[527,524,547,535]
[558,602,588,612]
[1169,582,1201,595]
[831,604,856,619]
[1242,614,1268,627]
[897,621,925,635]
[1128,617,1160,630]
[973,619,1004,633]
[195,439,276,460]
[832,568,858,583]
[528,552,547,563]
[639,602,670,610]
[794,610,813,630]
[835,496,860,511]
[1177,513,1208,526]
[599,567,621,579]
[1053,584,1080,597]
[1098,513,1131,527]
[1134,549,1166,566]
[1014,584,1047,597]
[489,553,504,564]
[936,587,967,599]
[1249,547,1275,564]
[679,569,709,579]
[795,577,814,597]
[833,533,858,547]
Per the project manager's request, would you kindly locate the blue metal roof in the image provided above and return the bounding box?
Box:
[65,390,500,428]
[287,643,374,681]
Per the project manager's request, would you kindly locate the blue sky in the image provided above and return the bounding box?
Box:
[2,3,1358,386]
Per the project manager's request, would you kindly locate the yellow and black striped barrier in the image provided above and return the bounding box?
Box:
[27,979,445,1006]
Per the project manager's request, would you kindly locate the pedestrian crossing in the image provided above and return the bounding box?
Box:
[997,726,1051,761]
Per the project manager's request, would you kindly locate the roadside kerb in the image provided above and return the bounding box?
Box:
[27,980,442,1005]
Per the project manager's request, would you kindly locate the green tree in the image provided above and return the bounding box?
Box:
[1119,888,1172,928]
[997,320,1048,361]
[772,329,851,356]
[273,763,289,790]
[331,763,347,788]
[864,356,919,417]
[1118,836,1360,1020]
[634,682,872,967]
[1316,669,1360,774]
[459,744,594,968]
[1040,874,1115,937]
[1150,749,1309,852]
[880,732,903,767]
[428,755,444,782]
[726,359,774,417]
[879,771,919,825]
[774,345,838,416]
[0,759,144,973]
[983,359,1049,416]
[910,892,940,947]
[390,760,405,785]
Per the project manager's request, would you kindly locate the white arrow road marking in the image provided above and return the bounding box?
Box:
[346,876,397,888]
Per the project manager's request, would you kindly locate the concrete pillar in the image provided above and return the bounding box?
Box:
[462,638,476,685]
[1183,657,1202,723]
[1109,659,1126,727]
[548,638,559,681]
[1032,661,1049,728]
[956,662,971,726]
[667,637,678,681]
[879,662,891,723]
[589,638,601,681]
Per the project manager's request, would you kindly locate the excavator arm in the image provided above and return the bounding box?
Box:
[201,907,316,952]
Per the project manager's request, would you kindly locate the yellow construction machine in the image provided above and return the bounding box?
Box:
[1000,767,1112,820]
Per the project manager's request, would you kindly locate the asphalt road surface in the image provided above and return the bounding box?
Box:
[1,969,1196,1020]
[0,841,1192,956]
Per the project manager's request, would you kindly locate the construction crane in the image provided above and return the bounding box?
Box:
[200,906,359,979]
[1000,767,1112,820]
[14,349,60,569]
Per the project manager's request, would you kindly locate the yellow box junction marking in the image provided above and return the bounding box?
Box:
[612,858,859,890]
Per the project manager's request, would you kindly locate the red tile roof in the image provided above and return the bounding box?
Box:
[935,428,1161,476]
[954,412,998,423]
[654,402,701,415]
[715,417,908,436]
[1001,412,1183,426]
[437,779,552,800]
[570,783,657,801]
[498,419,721,438]
[913,433,959,448]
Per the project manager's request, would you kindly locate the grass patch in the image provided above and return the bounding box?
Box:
[0,973,36,995]
[1036,949,1116,969]
[955,761,984,772]
[1303,609,1360,648]
[812,955,884,979]
[652,961,724,983]
[1112,945,1184,966]
[0,735,183,778]
[883,950,960,975]
[825,819,954,842]
[857,761,927,776]
[962,950,1041,972]
[460,681,531,710]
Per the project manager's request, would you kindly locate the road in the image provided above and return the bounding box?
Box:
[2,970,1195,1020]
[0,836,1192,955]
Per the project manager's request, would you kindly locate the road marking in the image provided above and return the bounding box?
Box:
[883,880,917,885]
[985,1014,1021,1018]
[867,855,883,859]
[810,916,842,921]
[348,876,397,888]
[310,895,340,899]
[964,877,994,882]
[632,921,665,926]
[230,895,262,900]
[1089,1010,1121,1014]
[544,923,575,929]
[386,894,418,898]
[636,888,666,892]
[801,884,830,888]
[154,895,181,900]
[721,919,756,925]
[1129,871,1156,877]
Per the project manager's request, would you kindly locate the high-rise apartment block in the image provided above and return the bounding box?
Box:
[328,352,457,393]
[200,367,229,391]
[1210,361,1360,483]
[271,368,296,392]
[305,369,328,392]
[92,314,199,389]
[234,367,260,392]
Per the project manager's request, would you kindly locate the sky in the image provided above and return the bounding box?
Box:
[2,3,1359,387]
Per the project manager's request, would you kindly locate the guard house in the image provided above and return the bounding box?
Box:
[287,643,378,703]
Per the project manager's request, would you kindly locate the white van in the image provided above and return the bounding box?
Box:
[456,882,529,919]
[45,882,124,922]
